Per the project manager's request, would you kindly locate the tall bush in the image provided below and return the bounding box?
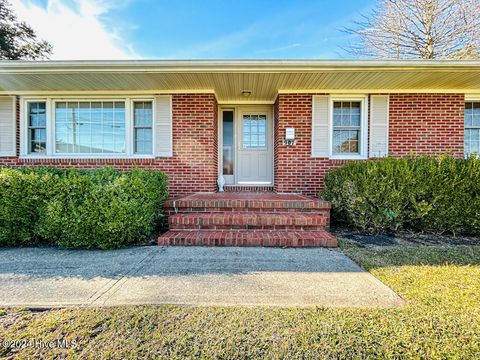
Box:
[0,168,54,246]
[321,155,480,234]
[0,167,168,249]
[36,168,168,249]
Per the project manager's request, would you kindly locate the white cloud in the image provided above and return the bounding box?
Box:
[9,0,139,60]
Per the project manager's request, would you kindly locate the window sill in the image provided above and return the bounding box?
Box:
[20,154,156,160]
[329,154,368,161]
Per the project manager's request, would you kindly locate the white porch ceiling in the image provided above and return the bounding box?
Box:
[0,60,479,103]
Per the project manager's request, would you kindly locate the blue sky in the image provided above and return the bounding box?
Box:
[11,0,375,59]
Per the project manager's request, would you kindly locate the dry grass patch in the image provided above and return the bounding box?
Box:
[1,234,479,359]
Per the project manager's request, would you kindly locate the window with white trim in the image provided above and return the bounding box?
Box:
[23,98,155,158]
[28,102,47,153]
[55,101,126,154]
[332,101,362,155]
[133,101,153,154]
[465,101,480,156]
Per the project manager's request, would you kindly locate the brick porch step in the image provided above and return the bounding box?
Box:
[157,230,337,248]
[165,193,331,214]
[169,212,327,230]
[160,192,336,248]
[223,185,274,192]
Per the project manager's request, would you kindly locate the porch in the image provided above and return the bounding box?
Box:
[158,192,336,247]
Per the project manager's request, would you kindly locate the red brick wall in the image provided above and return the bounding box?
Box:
[274,93,465,196]
[0,94,218,198]
[1,92,466,197]
[389,94,464,156]
[274,94,347,196]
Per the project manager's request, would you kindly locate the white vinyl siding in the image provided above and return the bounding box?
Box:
[311,95,330,157]
[154,95,173,157]
[0,96,16,157]
[369,95,389,157]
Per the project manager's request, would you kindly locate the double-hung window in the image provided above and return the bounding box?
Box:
[23,98,155,158]
[331,99,366,157]
[311,95,368,159]
[133,101,153,154]
[465,101,480,156]
[27,102,47,153]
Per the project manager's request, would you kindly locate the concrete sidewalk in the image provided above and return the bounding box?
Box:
[0,246,403,308]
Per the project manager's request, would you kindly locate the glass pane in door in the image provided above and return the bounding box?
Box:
[242,114,267,149]
[222,111,234,175]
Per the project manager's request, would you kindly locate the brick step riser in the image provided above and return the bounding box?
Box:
[170,225,327,231]
[165,202,331,211]
[158,231,337,248]
[169,214,328,228]
[224,187,274,192]
[159,239,335,247]
[167,208,330,215]
[166,210,331,228]
[168,212,327,226]
[166,205,330,211]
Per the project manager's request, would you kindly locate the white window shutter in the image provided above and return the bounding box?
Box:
[0,96,15,157]
[154,95,173,157]
[369,95,389,158]
[311,95,330,157]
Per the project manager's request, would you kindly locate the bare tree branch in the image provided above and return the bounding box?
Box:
[343,0,480,59]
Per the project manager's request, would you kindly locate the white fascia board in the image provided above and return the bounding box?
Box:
[279,89,480,94]
[1,59,480,74]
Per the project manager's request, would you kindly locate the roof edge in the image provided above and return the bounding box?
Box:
[1,59,480,73]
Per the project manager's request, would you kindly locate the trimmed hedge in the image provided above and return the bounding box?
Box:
[321,155,480,234]
[0,168,55,246]
[0,167,168,249]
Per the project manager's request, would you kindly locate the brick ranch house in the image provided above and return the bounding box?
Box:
[0,59,479,247]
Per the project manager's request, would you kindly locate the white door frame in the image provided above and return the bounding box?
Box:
[218,105,274,186]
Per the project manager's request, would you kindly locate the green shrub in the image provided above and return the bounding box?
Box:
[321,155,480,235]
[0,167,168,249]
[0,168,54,246]
[36,168,168,249]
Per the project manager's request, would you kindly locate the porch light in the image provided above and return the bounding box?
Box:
[241,90,252,97]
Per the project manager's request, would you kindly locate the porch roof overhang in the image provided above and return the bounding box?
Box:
[0,59,480,103]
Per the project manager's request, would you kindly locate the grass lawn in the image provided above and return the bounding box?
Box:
[1,233,479,359]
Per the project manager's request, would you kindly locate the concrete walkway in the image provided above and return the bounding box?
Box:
[0,246,403,308]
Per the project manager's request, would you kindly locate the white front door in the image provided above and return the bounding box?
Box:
[236,107,273,184]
